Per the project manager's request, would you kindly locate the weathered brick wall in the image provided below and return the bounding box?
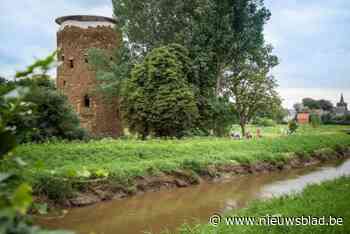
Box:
[56,24,122,137]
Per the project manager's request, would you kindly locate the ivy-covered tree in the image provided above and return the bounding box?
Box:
[122,44,199,138]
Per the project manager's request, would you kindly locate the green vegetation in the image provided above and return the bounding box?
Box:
[0,55,73,234]
[122,44,198,138]
[92,0,282,137]
[10,76,86,143]
[302,97,334,111]
[288,121,299,135]
[175,176,350,234]
[310,113,322,128]
[8,125,350,197]
[2,58,86,143]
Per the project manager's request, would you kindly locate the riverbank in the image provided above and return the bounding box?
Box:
[37,158,350,234]
[176,176,350,234]
[6,125,350,207]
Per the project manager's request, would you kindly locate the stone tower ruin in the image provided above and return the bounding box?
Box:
[55,15,122,137]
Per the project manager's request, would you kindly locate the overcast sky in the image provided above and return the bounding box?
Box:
[0,0,349,108]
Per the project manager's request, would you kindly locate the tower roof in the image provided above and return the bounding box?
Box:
[55,15,117,25]
[340,93,345,104]
[337,93,348,109]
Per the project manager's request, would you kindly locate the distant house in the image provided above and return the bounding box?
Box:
[297,112,310,124]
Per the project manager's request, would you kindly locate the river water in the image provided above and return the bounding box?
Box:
[37,158,350,234]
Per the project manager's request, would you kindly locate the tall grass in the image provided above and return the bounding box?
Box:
[12,125,350,182]
[176,176,350,234]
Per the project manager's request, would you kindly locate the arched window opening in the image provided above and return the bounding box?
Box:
[61,54,65,61]
[84,95,91,108]
[84,54,89,63]
[63,80,66,87]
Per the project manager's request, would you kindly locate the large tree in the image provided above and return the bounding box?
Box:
[226,45,280,136]
[111,0,272,133]
[302,98,334,111]
[319,99,334,111]
[112,0,271,93]
[112,0,200,53]
[302,98,321,110]
[189,0,271,95]
[122,44,198,138]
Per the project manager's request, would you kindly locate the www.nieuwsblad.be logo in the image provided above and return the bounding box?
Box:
[209,214,344,227]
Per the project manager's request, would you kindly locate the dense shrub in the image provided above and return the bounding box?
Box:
[122,44,199,138]
[8,77,87,143]
[321,113,350,125]
[0,53,73,234]
[332,115,350,125]
[34,176,75,204]
[321,113,333,125]
[288,120,298,134]
[0,78,16,96]
[310,113,322,128]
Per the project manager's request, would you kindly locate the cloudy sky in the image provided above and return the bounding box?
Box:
[0,0,349,108]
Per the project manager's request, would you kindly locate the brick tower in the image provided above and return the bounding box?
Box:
[55,15,122,137]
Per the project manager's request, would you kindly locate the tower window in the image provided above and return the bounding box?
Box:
[84,95,91,108]
[84,54,89,63]
[63,80,66,87]
[61,54,65,61]
[69,59,74,68]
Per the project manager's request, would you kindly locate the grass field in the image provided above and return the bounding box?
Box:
[175,176,350,234]
[8,125,350,184]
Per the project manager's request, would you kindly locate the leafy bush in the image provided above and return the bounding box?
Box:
[310,113,322,128]
[122,44,199,138]
[321,113,333,125]
[288,120,298,135]
[0,78,16,96]
[0,52,74,234]
[8,77,87,143]
[34,176,75,204]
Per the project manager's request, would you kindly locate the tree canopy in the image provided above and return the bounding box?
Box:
[122,44,199,138]
[302,98,334,111]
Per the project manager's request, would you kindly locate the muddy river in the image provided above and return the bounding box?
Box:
[37,158,350,234]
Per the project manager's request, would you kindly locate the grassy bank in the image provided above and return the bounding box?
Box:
[4,125,350,204]
[176,176,350,234]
